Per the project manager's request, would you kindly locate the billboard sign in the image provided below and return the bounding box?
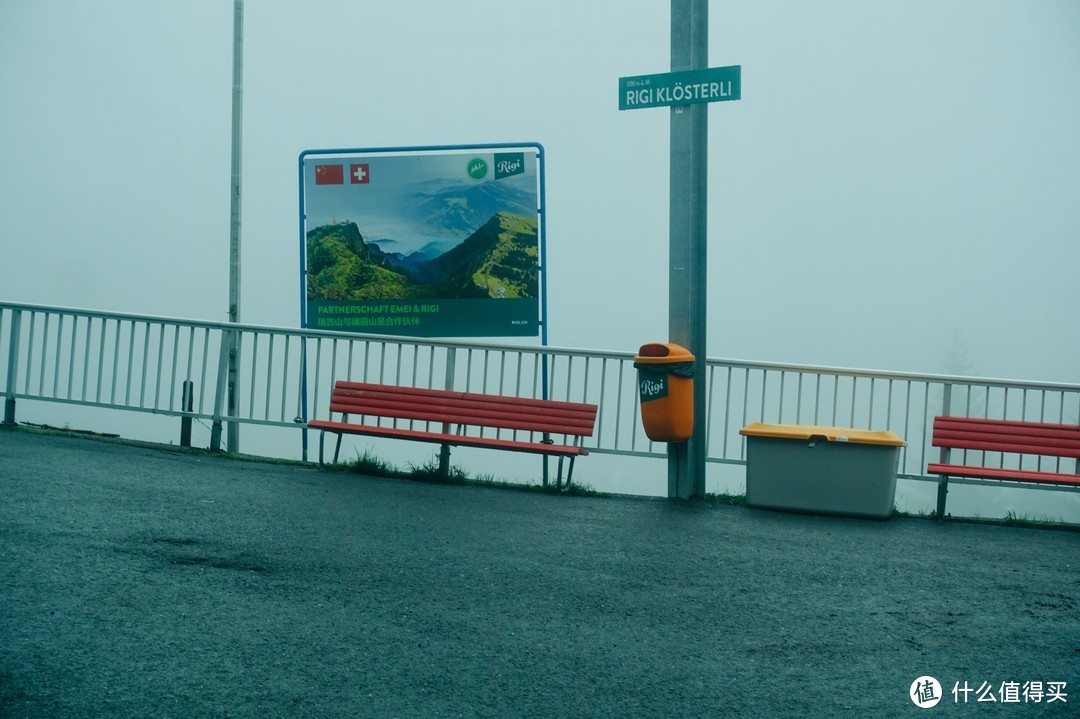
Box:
[300,144,544,338]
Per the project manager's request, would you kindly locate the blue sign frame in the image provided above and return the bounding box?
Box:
[298,143,548,344]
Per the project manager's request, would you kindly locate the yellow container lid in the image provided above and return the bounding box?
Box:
[634,342,695,364]
[739,422,905,447]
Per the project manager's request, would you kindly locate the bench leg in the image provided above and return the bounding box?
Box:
[936,476,949,521]
[318,431,325,467]
[438,443,451,478]
[332,432,344,465]
[558,456,574,493]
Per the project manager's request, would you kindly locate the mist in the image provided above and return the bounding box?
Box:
[2,1,1077,519]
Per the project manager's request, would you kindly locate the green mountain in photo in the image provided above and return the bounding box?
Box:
[306,221,424,300]
[306,212,538,301]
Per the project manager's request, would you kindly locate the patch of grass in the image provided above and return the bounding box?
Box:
[337,448,605,496]
[348,449,407,478]
[915,507,1077,532]
[705,492,746,506]
[561,479,613,496]
[1002,510,1068,529]
[403,457,471,484]
[338,449,424,480]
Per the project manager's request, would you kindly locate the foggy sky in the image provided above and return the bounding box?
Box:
[2,0,1078,384]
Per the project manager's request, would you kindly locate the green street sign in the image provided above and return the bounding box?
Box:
[619,65,741,111]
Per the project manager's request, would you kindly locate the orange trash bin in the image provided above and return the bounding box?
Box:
[634,342,695,442]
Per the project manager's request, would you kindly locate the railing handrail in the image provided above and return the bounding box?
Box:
[4,300,1076,393]
[704,357,1080,393]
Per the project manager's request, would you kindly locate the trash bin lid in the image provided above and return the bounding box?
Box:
[634,342,695,364]
[739,422,905,447]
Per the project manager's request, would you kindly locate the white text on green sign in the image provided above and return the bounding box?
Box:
[619,65,741,111]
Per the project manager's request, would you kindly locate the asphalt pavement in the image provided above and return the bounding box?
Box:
[1,427,1077,718]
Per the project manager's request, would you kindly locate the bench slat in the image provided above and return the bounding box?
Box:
[328,382,597,437]
[934,418,1079,442]
[935,416,1080,435]
[335,386,598,417]
[927,462,1080,487]
[327,406,595,438]
[307,419,588,457]
[336,381,596,414]
[328,397,597,435]
[933,427,1080,446]
[932,433,1080,459]
[932,417,1080,459]
[330,392,598,425]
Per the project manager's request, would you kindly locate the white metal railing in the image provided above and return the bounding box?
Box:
[3,301,1079,486]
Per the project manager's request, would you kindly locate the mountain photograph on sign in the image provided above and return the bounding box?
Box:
[306,211,538,301]
[406,179,536,237]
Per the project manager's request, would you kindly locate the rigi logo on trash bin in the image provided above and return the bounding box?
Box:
[639,373,668,403]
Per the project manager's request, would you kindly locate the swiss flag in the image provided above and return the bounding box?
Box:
[350,163,370,184]
[315,164,344,185]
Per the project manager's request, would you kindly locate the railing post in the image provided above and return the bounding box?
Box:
[443,346,457,392]
[209,329,232,451]
[4,309,21,425]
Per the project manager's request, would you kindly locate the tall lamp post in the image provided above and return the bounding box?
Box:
[226,0,243,453]
[668,0,708,498]
[626,1,744,497]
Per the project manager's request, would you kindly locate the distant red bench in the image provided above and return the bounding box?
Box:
[307,381,598,490]
[927,416,1080,520]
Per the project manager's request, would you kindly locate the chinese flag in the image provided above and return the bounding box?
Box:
[315,164,344,185]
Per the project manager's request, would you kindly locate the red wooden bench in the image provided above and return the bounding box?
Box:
[927,416,1080,520]
[307,381,598,489]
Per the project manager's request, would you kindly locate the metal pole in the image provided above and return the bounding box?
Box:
[210,330,233,451]
[539,149,552,486]
[668,0,708,499]
[226,0,243,453]
[180,380,194,447]
[4,310,21,425]
[440,347,457,475]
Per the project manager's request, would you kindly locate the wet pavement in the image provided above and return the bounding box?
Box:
[1,427,1077,718]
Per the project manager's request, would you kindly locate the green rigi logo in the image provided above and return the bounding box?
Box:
[494,152,525,179]
[466,157,488,180]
